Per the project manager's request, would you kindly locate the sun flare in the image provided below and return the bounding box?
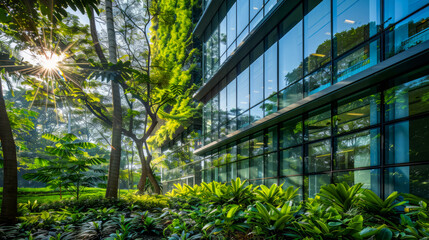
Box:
[39,52,63,71]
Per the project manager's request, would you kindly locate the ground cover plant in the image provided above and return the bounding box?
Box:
[0,178,428,239]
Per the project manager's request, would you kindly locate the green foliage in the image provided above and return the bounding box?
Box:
[317,182,363,213]
[23,133,107,200]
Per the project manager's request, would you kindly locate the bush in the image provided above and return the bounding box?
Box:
[161,179,429,240]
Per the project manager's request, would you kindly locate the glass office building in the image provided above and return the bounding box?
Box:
[161,0,429,199]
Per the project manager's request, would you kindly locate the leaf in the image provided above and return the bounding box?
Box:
[376,228,393,240]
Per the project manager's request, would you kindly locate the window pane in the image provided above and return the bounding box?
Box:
[237,61,250,114]
[220,87,227,124]
[304,65,331,96]
[238,137,250,160]
[307,140,331,173]
[250,102,264,123]
[384,0,429,27]
[251,0,263,20]
[237,0,250,34]
[384,75,429,121]
[305,106,331,141]
[306,174,330,198]
[238,111,250,129]
[250,156,264,179]
[265,30,278,98]
[227,162,237,182]
[250,131,265,156]
[333,0,380,56]
[279,80,303,109]
[264,0,276,14]
[220,2,228,57]
[250,43,264,107]
[266,126,278,153]
[227,77,237,120]
[385,165,429,200]
[264,95,278,116]
[227,1,237,47]
[280,146,303,176]
[280,116,303,148]
[304,0,331,74]
[250,9,263,31]
[385,6,429,58]
[226,143,237,163]
[237,159,250,179]
[265,153,278,178]
[281,176,303,201]
[279,19,303,90]
[335,39,380,82]
[385,118,429,164]
[228,117,237,133]
[219,165,227,183]
[212,94,219,133]
[336,91,380,133]
[334,129,380,170]
[265,178,278,187]
[333,169,380,196]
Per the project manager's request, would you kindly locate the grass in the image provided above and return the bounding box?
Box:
[0,187,137,204]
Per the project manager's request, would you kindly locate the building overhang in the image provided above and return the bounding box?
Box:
[193,41,429,156]
[193,1,224,39]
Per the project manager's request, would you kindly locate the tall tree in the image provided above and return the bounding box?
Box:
[104,0,123,199]
[0,0,99,223]
[0,73,18,224]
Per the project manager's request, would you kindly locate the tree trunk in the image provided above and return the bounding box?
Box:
[135,141,161,194]
[0,79,18,224]
[136,142,148,193]
[105,0,123,199]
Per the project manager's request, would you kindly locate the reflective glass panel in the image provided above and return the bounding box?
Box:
[237,60,250,114]
[307,140,331,173]
[280,116,303,148]
[385,165,429,199]
[385,7,429,58]
[304,65,331,96]
[220,87,228,125]
[237,159,250,179]
[279,80,303,109]
[333,169,380,196]
[238,111,250,129]
[305,106,331,141]
[333,0,380,56]
[265,152,278,178]
[280,146,303,176]
[264,95,278,116]
[336,90,380,133]
[306,174,330,198]
[334,129,380,169]
[238,137,250,160]
[304,0,331,74]
[279,18,303,90]
[227,1,237,47]
[384,0,429,27]
[335,39,380,82]
[237,0,250,34]
[250,131,265,156]
[384,75,429,121]
[250,43,264,107]
[385,117,429,164]
[265,30,278,99]
[250,156,264,179]
[266,126,278,153]
[227,77,237,120]
[250,102,264,123]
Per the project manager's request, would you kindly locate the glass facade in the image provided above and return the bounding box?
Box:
[202,0,429,146]
[163,0,429,198]
[202,0,282,82]
[188,74,429,199]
